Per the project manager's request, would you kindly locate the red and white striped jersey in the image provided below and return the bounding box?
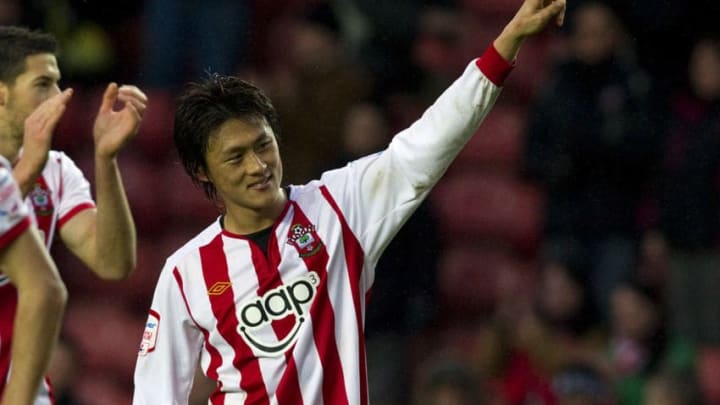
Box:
[0,150,95,404]
[133,45,513,405]
[0,156,30,250]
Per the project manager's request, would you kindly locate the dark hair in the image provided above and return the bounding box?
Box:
[174,74,281,202]
[0,26,58,84]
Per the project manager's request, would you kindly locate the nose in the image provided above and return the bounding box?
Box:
[247,152,268,174]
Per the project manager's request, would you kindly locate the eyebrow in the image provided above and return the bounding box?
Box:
[32,74,61,84]
[220,131,272,157]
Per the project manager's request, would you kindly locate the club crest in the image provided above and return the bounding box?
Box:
[29,182,53,216]
[286,223,323,257]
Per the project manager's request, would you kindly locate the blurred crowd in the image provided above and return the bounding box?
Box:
[3,0,720,404]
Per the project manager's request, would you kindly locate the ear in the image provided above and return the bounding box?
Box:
[197,166,210,183]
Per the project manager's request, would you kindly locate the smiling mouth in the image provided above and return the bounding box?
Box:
[249,175,272,190]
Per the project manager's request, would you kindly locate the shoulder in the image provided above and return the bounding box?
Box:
[162,218,224,273]
[44,150,83,173]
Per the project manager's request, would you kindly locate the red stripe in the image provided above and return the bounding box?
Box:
[320,186,368,405]
[250,232,303,404]
[290,201,350,405]
[200,235,269,405]
[0,284,18,399]
[46,376,56,405]
[173,269,227,401]
[57,202,95,228]
[0,217,30,249]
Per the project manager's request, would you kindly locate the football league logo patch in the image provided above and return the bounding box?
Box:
[139,310,160,356]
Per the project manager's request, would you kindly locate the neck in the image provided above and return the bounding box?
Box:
[223,189,288,235]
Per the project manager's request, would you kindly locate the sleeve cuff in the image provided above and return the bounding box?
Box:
[475,43,515,87]
[58,202,95,228]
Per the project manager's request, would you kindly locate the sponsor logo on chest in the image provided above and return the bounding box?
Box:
[237,271,320,356]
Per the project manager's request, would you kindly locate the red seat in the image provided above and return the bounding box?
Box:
[438,244,534,318]
[133,88,175,160]
[160,162,219,227]
[451,104,527,173]
[460,0,520,19]
[698,347,720,405]
[431,172,544,253]
[62,300,145,381]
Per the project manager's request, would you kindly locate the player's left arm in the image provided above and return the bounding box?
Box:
[60,83,147,280]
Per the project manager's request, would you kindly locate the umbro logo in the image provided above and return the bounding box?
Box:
[207,281,232,295]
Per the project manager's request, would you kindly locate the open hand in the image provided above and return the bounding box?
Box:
[92,83,148,159]
[511,0,566,37]
[494,0,566,61]
[18,88,73,185]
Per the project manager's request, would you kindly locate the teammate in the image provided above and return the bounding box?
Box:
[133,0,566,403]
[0,154,67,405]
[0,26,147,402]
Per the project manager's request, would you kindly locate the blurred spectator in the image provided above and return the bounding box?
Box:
[412,358,483,405]
[523,1,662,319]
[535,256,603,344]
[603,279,695,405]
[336,102,441,405]
[410,5,476,105]
[643,36,720,348]
[140,0,251,90]
[552,363,614,405]
[25,0,144,84]
[643,372,701,405]
[248,2,373,184]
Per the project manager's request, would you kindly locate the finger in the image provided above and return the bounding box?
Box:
[537,0,566,26]
[118,85,148,104]
[98,82,119,114]
[55,88,74,105]
[123,102,142,128]
[27,89,73,125]
[117,94,147,117]
[554,0,566,26]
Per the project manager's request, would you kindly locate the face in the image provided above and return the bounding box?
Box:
[201,117,284,227]
[538,263,583,320]
[571,4,619,65]
[610,286,658,340]
[0,53,61,155]
[689,40,720,101]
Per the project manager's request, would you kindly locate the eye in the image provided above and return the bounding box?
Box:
[257,140,273,151]
[227,154,244,164]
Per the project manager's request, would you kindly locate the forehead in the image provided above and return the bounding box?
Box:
[15,53,60,82]
[208,117,273,151]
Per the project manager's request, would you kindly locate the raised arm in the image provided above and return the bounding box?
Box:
[494,0,566,61]
[60,83,147,280]
[323,0,566,264]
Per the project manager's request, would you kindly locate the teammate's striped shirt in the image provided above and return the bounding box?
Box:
[0,151,95,405]
[133,44,513,405]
